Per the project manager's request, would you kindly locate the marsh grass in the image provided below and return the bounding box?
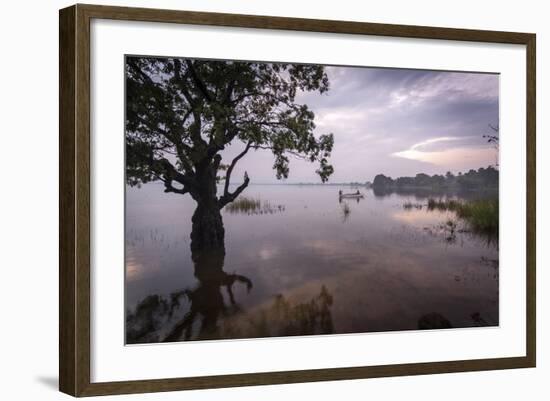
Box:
[225,196,285,215]
[427,198,461,211]
[426,198,498,237]
[403,202,423,210]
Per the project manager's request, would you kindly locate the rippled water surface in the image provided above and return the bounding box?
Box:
[125,183,498,343]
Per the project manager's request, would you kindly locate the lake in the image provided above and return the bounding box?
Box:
[125,183,499,343]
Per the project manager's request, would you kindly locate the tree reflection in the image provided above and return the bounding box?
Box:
[126,246,335,343]
[126,246,252,344]
[163,248,252,342]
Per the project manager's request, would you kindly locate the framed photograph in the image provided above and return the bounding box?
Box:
[59,4,536,397]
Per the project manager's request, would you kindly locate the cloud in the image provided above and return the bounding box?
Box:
[224,65,499,183]
[392,137,462,161]
[392,136,495,169]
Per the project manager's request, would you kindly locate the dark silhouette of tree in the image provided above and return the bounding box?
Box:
[126,57,334,251]
[372,165,498,194]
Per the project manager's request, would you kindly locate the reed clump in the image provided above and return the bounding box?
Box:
[426,198,498,236]
[225,196,285,215]
[403,202,423,210]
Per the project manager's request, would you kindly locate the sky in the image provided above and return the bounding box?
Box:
[222,65,499,184]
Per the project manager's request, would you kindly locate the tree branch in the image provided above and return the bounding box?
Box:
[127,58,155,85]
[185,60,213,102]
[219,172,250,209]
[163,179,189,195]
[173,59,198,110]
[224,79,236,103]
[151,158,196,194]
[223,141,252,196]
[253,144,311,161]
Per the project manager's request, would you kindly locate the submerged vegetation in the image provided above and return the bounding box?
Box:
[225,196,285,215]
[427,198,499,237]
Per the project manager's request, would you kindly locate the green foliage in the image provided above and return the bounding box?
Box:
[427,198,461,211]
[426,198,499,237]
[125,57,335,205]
[455,199,499,235]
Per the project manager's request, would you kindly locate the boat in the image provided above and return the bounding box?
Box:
[338,191,364,199]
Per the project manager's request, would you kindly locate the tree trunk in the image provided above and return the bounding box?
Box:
[190,162,225,252]
[190,202,225,252]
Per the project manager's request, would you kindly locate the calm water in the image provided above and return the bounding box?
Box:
[125,183,499,343]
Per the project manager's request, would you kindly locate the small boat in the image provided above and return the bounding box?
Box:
[338,191,364,199]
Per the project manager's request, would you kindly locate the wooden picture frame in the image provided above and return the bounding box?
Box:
[59,3,536,397]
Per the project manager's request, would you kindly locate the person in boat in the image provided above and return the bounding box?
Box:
[355,190,360,195]
[339,190,343,197]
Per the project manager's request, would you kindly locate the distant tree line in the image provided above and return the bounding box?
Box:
[372,166,498,191]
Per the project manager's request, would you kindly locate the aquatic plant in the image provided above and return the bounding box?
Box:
[427,198,460,211]
[225,196,285,215]
[455,199,499,235]
[426,198,498,237]
[403,202,423,210]
[444,219,457,242]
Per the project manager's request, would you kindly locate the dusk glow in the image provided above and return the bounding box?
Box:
[223,67,499,184]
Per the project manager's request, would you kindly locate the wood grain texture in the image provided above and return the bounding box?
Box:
[59,5,76,396]
[59,3,537,397]
[78,3,533,43]
[525,34,536,367]
[79,357,533,396]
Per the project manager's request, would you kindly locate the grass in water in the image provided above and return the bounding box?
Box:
[225,196,285,215]
[403,202,423,210]
[427,198,498,237]
[427,198,461,211]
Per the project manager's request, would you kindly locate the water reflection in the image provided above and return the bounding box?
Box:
[126,184,498,343]
[127,245,335,343]
[164,248,252,342]
[126,247,251,343]
[373,185,498,201]
[417,313,453,329]
[417,310,494,330]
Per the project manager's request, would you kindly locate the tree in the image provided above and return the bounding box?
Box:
[372,174,394,189]
[126,57,334,251]
[414,173,431,187]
